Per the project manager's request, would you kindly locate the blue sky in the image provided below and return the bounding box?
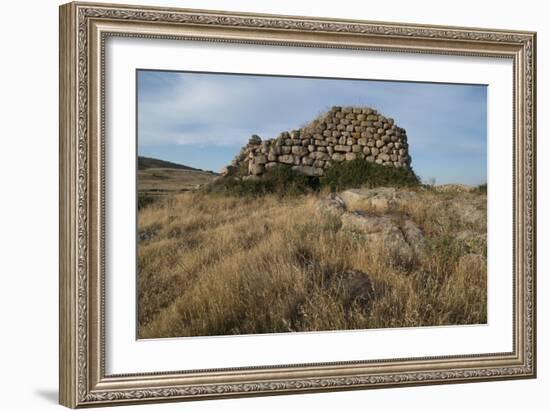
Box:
[137,70,487,185]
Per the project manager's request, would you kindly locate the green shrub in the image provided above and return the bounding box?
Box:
[204,165,319,197]
[320,159,420,191]
[206,159,419,197]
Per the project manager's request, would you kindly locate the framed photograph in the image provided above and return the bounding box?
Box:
[59,1,537,408]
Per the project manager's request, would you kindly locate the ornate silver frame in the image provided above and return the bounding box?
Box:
[59,1,536,408]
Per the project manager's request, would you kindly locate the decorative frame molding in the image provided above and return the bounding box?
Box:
[59,1,536,408]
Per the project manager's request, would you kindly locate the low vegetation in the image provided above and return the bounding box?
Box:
[204,166,319,197]
[320,159,420,191]
[203,159,420,198]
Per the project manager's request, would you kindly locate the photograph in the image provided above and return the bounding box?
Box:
[57,2,536,407]
[136,70,488,339]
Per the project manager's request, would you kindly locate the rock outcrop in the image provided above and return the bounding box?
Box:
[222,106,411,178]
[316,187,427,265]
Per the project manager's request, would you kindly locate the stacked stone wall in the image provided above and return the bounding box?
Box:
[222,106,411,178]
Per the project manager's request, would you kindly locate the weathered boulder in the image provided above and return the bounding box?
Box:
[341,212,394,234]
[340,187,397,212]
[315,193,347,217]
[340,187,418,213]
[341,212,415,263]
[401,218,426,256]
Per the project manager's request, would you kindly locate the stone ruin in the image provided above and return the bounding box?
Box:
[221,106,411,178]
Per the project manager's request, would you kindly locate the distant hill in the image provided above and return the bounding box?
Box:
[138,156,218,197]
[138,156,216,174]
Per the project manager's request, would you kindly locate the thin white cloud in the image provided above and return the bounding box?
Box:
[138,73,326,146]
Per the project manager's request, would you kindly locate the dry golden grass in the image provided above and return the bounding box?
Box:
[138,167,216,194]
[137,187,487,338]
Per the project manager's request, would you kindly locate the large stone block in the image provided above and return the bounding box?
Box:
[249,163,264,175]
[291,146,308,156]
[334,145,351,152]
[291,165,324,176]
[254,155,267,165]
[278,154,295,164]
[332,153,345,162]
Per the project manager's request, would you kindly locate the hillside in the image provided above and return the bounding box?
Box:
[137,156,218,206]
[138,155,215,173]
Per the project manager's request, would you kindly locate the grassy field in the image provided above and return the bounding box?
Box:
[138,167,216,193]
[137,164,217,210]
[137,180,487,338]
